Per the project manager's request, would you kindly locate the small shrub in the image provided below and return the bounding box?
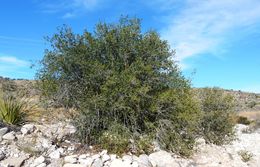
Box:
[99,123,131,155]
[1,80,17,93]
[238,150,253,162]
[157,120,195,156]
[133,134,154,155]
[0,96,27,125]
[247,101,257,108]
[201,110,235,145]
[199,88,236,145]
[243,120,260,133]
[236,116,251,125]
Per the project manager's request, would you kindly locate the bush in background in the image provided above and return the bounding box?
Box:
[198,88,236,145]
[236,116,251,125]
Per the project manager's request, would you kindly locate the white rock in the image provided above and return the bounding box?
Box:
[101,154,110,163]
[92,158,103,167]
[65,124,77,134]
[138,154,152,167]
[196,138,206,146]
[2,131,15,140]
[39,138,52,149]
[132,155,139,162]
[79,157,93,166]
[100,150,108,156]
[110,154,117,161]
[103,160,111,166]
[132,161,139,167]
[14,153,19,158]
[78,154,89,159]
[91,154,100,160]
[122,155,133,162]
[58,148,64,154]
[149,151,179,167]
[0,127,8,137]
[122,161,132,167]
[110,159,124,167]
[37,163,47,167]
[49,148,63,159]
[31,156,45,167]
[64,155,78,164]
[0,155,28,167]
[21,124,35,135]
[0,150,5,161]
[67,146,75,151]
[63,164,85,167]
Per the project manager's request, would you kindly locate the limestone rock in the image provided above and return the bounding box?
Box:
[78,154,89,159]
[149,151,179,167]
[64,155,78,164]
[132,161,139,167]
[0,155,28,167]
[110,159,124,167]
[37,163,47,167]
[0,127,8,137]
[92,158,103,167]
[49,148,64,159]
[100,150,108,156]
[2,131,16,140]
[110,154,117,161]
[21,124,35,135]
[122,155,133,164]
[63,164,85,167]
[91,154,100,160]
[78,157,93,166]
[31,156,45,167]
[138,154,152,167]
[101,154,110,163]
[0,150,5,161]
[46,158,63,167]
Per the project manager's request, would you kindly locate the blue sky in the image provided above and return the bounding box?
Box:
[0,0,260,93]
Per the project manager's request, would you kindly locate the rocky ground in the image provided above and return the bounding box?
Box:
[0,122,259,167]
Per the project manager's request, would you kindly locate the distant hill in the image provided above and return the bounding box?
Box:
[0,76,39,99]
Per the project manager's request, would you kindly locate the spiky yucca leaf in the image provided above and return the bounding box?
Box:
[0,96,26,125]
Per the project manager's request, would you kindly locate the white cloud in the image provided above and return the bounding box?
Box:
[0,56,30,67]
[39,0,101,18]
[62,12,76,19]
[160,0,260,62]
[73,0,99,10]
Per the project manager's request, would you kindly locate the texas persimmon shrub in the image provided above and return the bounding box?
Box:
[37,17,240,156]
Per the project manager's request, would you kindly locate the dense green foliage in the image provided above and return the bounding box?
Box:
[198,88,235,145]
[37,17,201,156]
[37,17,235,156]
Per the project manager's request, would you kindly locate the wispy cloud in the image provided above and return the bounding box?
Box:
[0,35,43,43]
[0,56,30,67]
[159,0,260,64]
[38,0,102,18]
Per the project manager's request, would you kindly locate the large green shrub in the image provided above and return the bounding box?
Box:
[199,88,235,145]
[37,17,201,156]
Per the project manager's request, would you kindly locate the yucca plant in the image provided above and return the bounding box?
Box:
[0,96,27,125]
